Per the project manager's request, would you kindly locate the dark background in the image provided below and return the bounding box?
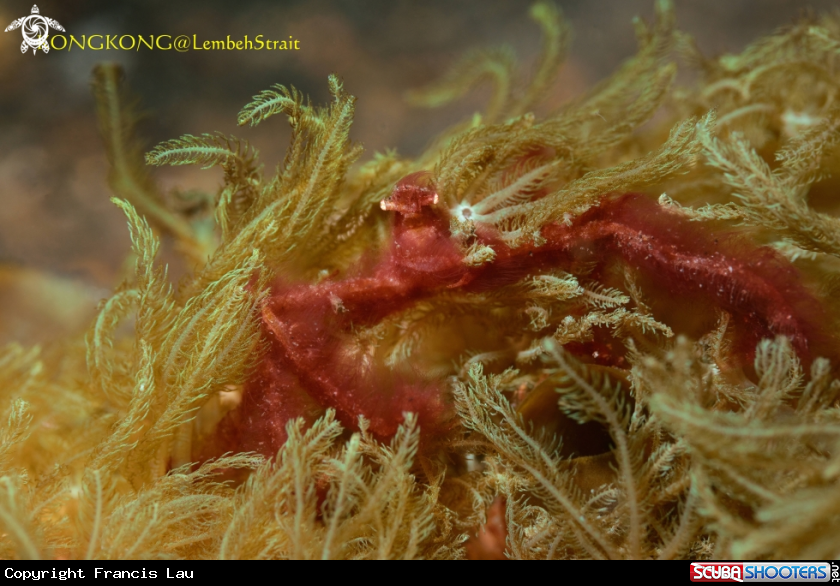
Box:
[0,0,836,341]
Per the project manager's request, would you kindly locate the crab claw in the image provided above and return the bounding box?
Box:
[380,171,439,215]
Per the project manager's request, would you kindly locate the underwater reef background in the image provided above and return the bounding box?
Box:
[2,0,838,344]
[1,0,840,560]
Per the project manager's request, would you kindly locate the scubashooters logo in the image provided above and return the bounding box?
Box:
[690,562,836,583]
[4,4,64,54]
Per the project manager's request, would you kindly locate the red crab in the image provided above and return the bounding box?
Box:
[203,172,837,459]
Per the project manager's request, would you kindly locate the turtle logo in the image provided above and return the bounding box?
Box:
[4,5,65,55]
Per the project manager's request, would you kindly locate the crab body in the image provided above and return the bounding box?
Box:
[204,175,836,459]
